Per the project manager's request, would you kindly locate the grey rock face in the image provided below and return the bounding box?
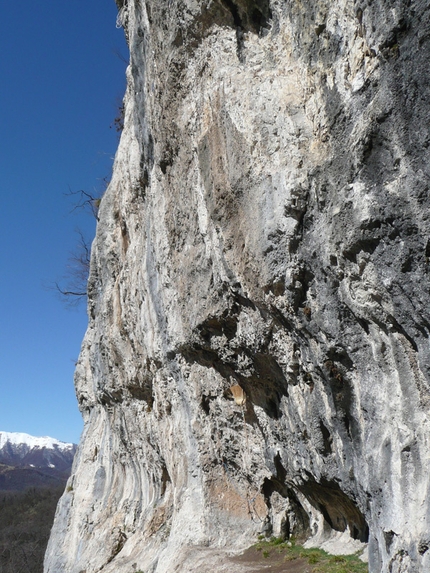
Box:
[45,1,430,572]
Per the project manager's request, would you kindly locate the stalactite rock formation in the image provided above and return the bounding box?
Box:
[45,1,430,572]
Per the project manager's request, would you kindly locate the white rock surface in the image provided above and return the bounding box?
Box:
[45,1,430,572]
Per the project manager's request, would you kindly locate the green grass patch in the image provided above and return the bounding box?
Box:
[253,537,368,573]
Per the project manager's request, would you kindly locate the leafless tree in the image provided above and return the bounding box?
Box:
[55,229,91,304]
[65,188,103,221]
[53,186,105,305]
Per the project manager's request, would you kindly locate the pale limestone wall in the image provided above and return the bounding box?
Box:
[45,2,430,572]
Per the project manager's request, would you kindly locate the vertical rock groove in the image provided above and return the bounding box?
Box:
[45,1,430,572]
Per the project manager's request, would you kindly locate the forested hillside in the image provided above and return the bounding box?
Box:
[0,486,63,573]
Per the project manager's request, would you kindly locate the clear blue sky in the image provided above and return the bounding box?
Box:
[0,2,128,444]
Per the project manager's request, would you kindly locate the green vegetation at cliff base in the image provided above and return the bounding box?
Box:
[253,536,368,573]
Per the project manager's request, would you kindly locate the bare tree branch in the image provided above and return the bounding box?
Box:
[65,188,102,221]
[112,45,128,65]
[54,229,91,306]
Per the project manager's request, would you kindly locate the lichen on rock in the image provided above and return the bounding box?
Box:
[45,1,430,572]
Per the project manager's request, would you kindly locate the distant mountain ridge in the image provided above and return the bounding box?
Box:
[0,431,77,491]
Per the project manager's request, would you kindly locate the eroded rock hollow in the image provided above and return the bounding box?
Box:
[45,1,430,572]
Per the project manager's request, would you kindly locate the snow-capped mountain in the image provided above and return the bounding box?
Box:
[0,431,76,471]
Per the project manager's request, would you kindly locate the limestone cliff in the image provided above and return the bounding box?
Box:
[45,1,430,572]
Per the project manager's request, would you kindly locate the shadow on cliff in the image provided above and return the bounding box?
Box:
[288,0,430,358]
[171,0,272,58]
[179,298,289,420]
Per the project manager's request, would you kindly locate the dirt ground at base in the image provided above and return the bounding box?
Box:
[229,546,311,573]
